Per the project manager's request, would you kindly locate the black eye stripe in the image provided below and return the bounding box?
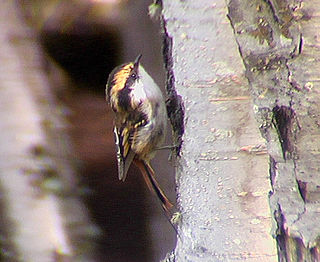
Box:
[125,71,138,89]
[117,87,131,111]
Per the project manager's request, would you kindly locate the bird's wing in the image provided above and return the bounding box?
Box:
[114,126,135,181]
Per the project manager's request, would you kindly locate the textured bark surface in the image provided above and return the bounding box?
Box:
[227,0,320,260]
[0,2,96,261]
[162,0,276,261]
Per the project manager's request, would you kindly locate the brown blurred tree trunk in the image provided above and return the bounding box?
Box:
[0,2,96,261]
[162,0,320,261]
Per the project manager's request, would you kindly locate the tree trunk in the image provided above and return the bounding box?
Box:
[0,2,96,261]
[227,0,320,260]
[163,0,320,261]
[162,0,276,261]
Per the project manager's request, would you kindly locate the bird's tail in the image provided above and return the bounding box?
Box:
[134,159,173,214]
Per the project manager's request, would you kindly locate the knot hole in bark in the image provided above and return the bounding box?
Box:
[272,105,296,160]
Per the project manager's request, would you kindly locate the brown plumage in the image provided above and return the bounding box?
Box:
[106,55,174,218]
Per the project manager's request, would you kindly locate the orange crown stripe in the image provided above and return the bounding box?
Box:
[113,63,133,92]
[110,63,134,110]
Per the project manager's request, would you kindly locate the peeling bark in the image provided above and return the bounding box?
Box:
[227,0,320,260]
[162,0,320,261]
[162,21,184,156]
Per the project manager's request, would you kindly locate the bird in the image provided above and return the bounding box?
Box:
[106,54,174,217]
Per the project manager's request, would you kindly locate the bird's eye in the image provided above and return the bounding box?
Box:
[131,73,137,79]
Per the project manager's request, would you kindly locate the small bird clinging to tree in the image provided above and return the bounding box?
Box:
[106,54,174,219]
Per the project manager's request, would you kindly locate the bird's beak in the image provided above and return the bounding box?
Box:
[134,54,142,67]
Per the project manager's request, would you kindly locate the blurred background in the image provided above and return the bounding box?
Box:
[17,0,176,261]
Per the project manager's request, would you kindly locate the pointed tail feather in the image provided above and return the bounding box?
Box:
[134,159,173,213]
